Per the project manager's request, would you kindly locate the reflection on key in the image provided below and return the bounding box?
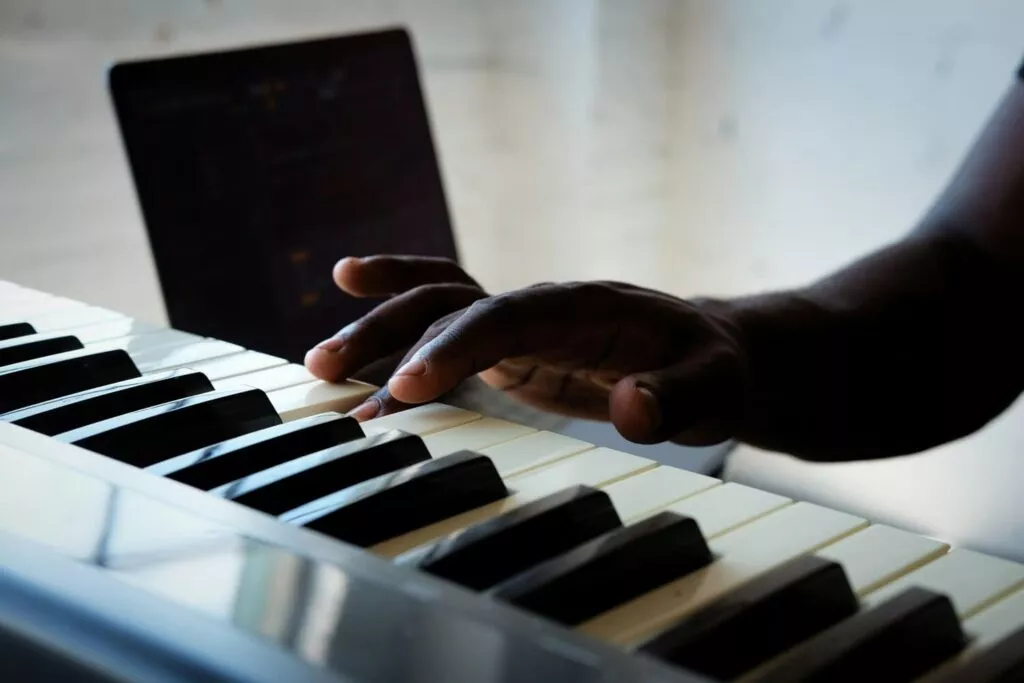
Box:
[400,486,623,591]
[0,348,140,413]
[0,333,83,367]
[637,555,859,679]
[149,412,365,489]
[2,369,214,436]
[131,340,244,374]
[752,587,966,683]
[282,451,508,548]
[490,512,713,626]
[56,388,281,467]
[210,430,431,515]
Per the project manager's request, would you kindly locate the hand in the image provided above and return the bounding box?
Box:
[305,255,748,446]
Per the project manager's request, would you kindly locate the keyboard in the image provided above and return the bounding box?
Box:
[1,279,1022,683]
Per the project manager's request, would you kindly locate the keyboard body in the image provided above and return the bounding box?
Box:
[1,279,1023,683]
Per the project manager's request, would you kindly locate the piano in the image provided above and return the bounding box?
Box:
[0,278,1021,683]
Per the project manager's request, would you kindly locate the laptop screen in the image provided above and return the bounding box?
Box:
[109,28,458,363]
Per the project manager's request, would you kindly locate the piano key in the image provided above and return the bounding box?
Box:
[750,587,966,683]
[479,430,595,477]
[599,467,720,522]
[399,486,623,590]
[362,402,482,436]
[814,524,949,595]
[210,429,430,515]
[0,296,84,321]
[928,590,1024,683]
[147,412,366,489]
[21,305,126,332]
[929,626,1024,683]
[370,447,657,558]
[578,501,868,645]
[129,339,245,374]
[656,481,791,538]
[212,362,318,393]
[282,450,509,548]
[0,348,140,413]
[636,555,860,679]
[0,322,36,340]
[266,380,377,421]
[181,350,287,381]
[490,512,714,626]
[92,329,203,358]
[56,388,281,467]
[864,548,1024,618]
[72,317,164,343]
[0,333,83,367]
[421,417,535,457]
[2,369,214,436]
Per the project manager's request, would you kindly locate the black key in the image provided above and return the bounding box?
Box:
[0,322,36,341]
[0,333,83,367]
[636,555,859,679]
[56,388,281,467]
[281,450,508,548]
[398,486,623,591]
[2,369,213,435]
[149,412,367,490]
[929,623,1024,683]
[489,511,713,626]
[750,587,966,683]
[0,348,139,413]
[208,429,431,514]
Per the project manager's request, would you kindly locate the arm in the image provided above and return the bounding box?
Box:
[715,79,1024,460]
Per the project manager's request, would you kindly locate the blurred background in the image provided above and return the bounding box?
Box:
[2,0,1023,558]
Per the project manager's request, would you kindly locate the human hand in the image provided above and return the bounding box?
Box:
[305,255,748,446]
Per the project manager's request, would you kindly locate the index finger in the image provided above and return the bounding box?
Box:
[334,255,480,298]
[386,285,585,404]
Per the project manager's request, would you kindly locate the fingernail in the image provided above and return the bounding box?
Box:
[316,337,345,352]
[635,385,662,430]
[394,359,427,377]
[348,399,380,421]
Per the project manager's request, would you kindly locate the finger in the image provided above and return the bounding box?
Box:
[386,288,572,404]
[333,255,480,298]
[304,283,485,382]
[608,347,746,445]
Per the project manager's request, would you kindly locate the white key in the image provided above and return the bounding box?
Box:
[91,330,201,359]
[267,380,376,421]
[74,318,165,343]
[421,417,535,457]
[916,588,1024,682]
[660,482,791,538]
[183,350,286,381]
[814,524,949,595]
[579,501,868,645]
[480,430,595,477]
[371,448,657,558]
[362,403,481,436]
[864,548,1024,618]
[600,467,721,522]
[1,296,83,320]
[7,305,124,331]
[213,363,317,393]
[130,340,244,374]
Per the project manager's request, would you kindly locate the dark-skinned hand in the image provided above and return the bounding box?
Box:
[304,255,747,446]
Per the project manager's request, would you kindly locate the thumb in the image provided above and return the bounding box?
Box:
[609,348,746,445]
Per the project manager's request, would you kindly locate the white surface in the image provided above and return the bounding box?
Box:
[362,403,480,436]
[421,417,535,457]
[479,429,595,477]
[266,380,375,421]
[815,524,949,595]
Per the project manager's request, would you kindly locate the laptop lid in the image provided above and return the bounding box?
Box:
[108,28,459,364]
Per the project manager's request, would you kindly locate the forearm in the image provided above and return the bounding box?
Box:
[714,81,1024,462]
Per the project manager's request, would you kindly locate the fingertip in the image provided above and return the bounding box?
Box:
[386,374,433,404]
[609,378,662,444]
[333,256,364,294]
[304,346,344,382]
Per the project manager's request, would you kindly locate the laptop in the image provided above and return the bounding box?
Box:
[108,27,459,364]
